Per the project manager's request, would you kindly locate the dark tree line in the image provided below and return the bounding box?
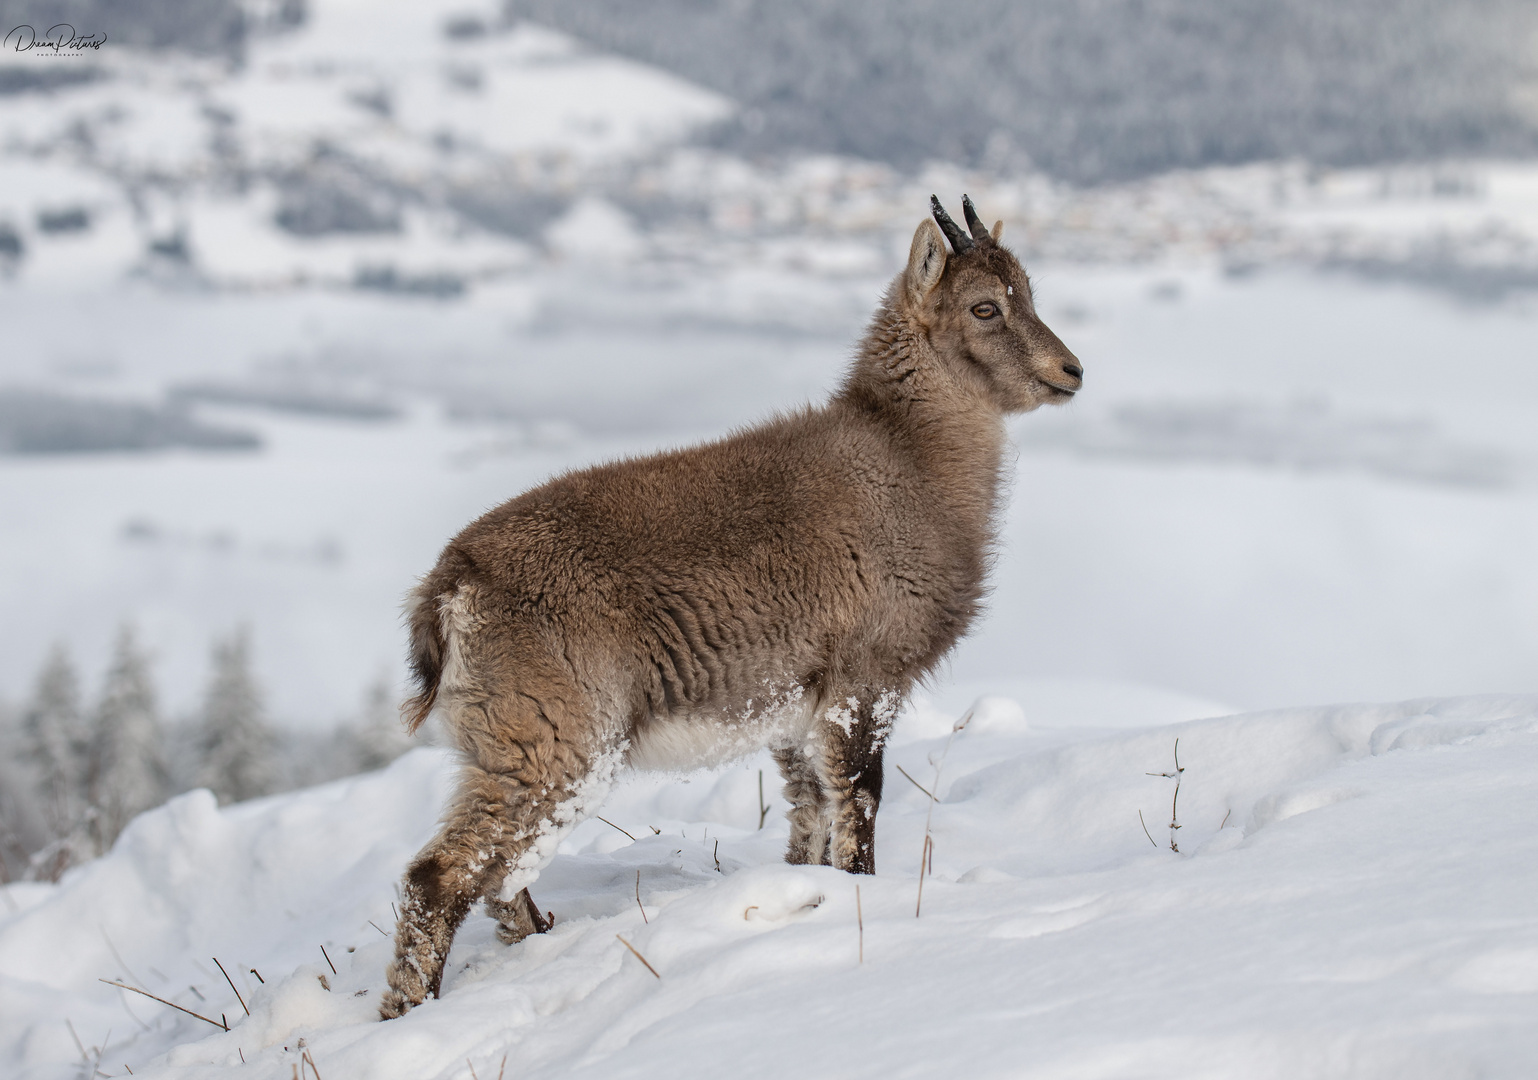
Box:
[509,0,1538,184]
[0,628,413,882]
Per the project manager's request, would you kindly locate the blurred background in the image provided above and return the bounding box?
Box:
[0,0,1535,876]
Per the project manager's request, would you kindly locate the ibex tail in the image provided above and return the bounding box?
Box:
[401,558,467,734]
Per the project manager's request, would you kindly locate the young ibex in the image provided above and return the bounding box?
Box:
[380,196,1082,1017]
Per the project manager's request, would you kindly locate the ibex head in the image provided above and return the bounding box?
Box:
[902,195,1083,412]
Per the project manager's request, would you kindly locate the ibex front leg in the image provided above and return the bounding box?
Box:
[814,689,900,874]
[773,745,831,865]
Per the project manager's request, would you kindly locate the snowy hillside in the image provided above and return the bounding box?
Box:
[4,690,1538,1078]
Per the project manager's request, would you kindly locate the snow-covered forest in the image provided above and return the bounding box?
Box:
[1,0,1536,1076]
[0,630,411,882]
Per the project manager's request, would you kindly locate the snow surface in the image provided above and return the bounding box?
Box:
[4,691,1538,1078]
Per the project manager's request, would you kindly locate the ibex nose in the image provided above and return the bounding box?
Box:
[1062,362,1084,381]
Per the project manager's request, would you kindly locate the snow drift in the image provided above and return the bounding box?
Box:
[4,690,1537,1078]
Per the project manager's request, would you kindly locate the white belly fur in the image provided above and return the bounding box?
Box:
[626,684,817,772]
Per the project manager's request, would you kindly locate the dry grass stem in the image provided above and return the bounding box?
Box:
[894,763,936,801]
[65,1017,88,1062]
[320,945,337,975]
[99,980,227,1030]
[757,770,770,829]
[302,1047,324,1079]
[91,1027,109,1080]
[1220,808,1231,829]
[212,958,248,1016]
[367,920,389,937]
[1144,738,1186,852]
[595,816,637,842]
[615,935,661,978]
[713,839,721,873]
[916,707,973,916]
[1138,808,1157,847]
[467,1060,479,1080]
[635,869,647,923]
[250,969,265,984]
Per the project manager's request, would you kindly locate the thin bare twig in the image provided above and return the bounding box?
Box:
[635,869,647,923]
[367,920,389,937]
[99,980,228,1031]
[1138,809,1158,847]
[713,839,721,873]
[595,816,636,842]
[497,1054,507,1080]
[893,763,936,801]
[212,958,248,1016]
[1146,738,1186,852]
[302,1047,324,1079]
[1220,808,1231,829]
[916,836,928,910]
[757,770,770,829]
[468,1060,480,1080]
[855,884,863,964]
[250,969,265,984]
[319,945,337,975]
[615,935,661,979]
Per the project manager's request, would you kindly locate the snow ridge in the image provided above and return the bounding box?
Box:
[4,691,1537,1078]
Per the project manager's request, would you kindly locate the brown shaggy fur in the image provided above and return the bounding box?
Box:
[380,198,1082,1018]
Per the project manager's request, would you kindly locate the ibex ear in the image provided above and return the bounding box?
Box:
[991,219,1003,242]
[905,219,947,308]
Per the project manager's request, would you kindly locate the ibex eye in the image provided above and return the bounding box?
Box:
[971,302,999,319]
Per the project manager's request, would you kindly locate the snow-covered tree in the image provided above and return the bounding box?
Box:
[21,646,89,841]
[350,673,414,773]
[196,629,276,805]
[0,701,46,882]
[88,625,169,850]
[20,645,96,878]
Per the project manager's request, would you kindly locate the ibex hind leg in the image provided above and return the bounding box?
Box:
[815,688,900,875]
[381,754,596,1019]
[381,765,512,1019]
[486,887,551,945]
[773,746,831,865]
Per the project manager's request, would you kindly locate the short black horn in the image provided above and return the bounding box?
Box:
[961,194,990,243]
[931,195,974,254]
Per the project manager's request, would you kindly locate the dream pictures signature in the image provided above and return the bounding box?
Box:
[4,23,107,54]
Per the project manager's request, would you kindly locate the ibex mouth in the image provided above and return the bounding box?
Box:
[1040,382,1078,399]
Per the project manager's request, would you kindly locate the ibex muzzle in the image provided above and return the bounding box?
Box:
[380,197,1082,1018]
